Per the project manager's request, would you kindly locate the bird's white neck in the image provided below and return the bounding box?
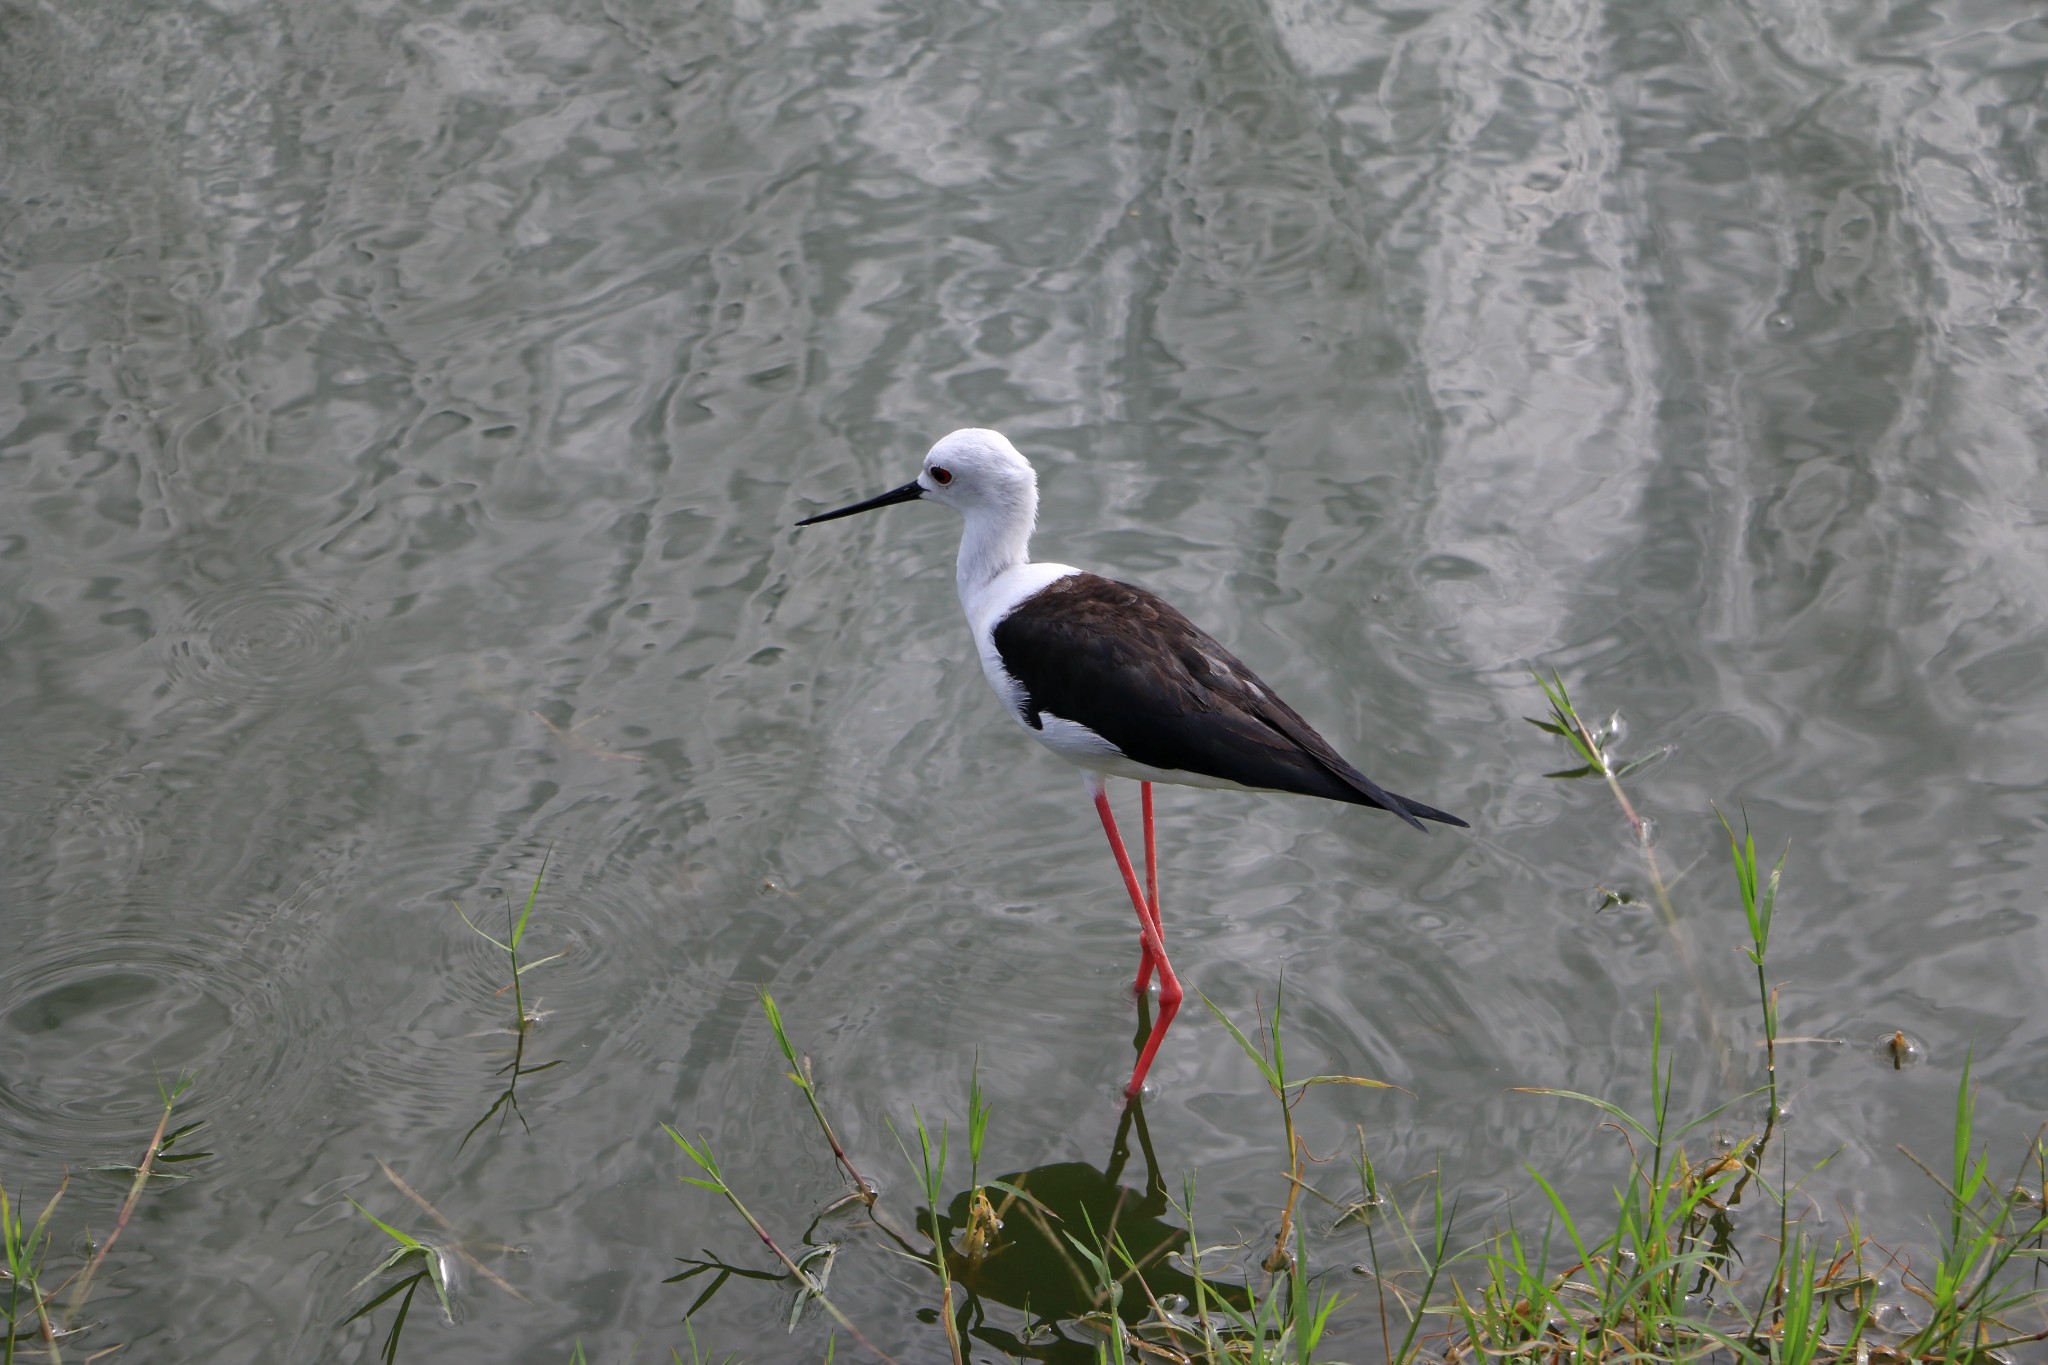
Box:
[953,487,1038,605]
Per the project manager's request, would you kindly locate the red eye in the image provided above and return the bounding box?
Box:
[930,466,953,485]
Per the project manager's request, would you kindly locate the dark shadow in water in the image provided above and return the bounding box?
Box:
[671,994,1251,1359]
[929,1094,1250,1360]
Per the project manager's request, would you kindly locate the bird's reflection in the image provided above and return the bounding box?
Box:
[924,1096,1250,1358]
[671,1058,1251,1359]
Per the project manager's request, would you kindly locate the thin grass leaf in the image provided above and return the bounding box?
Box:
[350,1243,430,1299]
[1510,1087,1658,1143]
[157,1120,206,1152]
[421,1244,456,1323]
[1524,1169,1596,1277]
[758,989,799,1071]
[967,1056,990,1177]
[342,1268,425,1326]
[1531,672,1606,771]
[348,1198,427,1253]
[1290,1074,1402,1092]
[1269,982,1288,1087]
[1952,1048,1976,1252]
[1197,992,1280,1091]
[1058,1230,1116,1304]
[979,1179,1057,1220]
[509,847,551,952]
[379,1275,419,1365]
[450,899,511,953]
[662,1126,726,1187]
[1614,746,1675,778]
[671,1264,732,1319]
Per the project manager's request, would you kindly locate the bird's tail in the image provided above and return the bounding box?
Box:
[1384,791,1470,829]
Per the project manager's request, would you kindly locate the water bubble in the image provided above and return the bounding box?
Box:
[1768,312,1795,333]
[1118,1074,1162,1104]
[1598,711,1627,747]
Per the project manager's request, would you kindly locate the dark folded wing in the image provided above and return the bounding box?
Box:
[991,573,1465,829]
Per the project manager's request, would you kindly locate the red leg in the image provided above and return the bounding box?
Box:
[1135,782,1162,994]
[1091,782,1184,1098]
[1092,784,1157,976]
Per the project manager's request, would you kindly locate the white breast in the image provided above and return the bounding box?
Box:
[962,561,1080,730]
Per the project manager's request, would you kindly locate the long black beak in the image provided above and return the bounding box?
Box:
[794,478,925,527]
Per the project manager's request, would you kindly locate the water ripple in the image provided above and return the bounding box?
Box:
[0,922,298,1157]
[159,583,362,706]
[3,0,2047,1353]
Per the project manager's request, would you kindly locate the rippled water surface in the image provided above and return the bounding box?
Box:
[3,0,2046,1359]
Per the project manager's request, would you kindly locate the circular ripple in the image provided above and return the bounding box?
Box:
[41,783,148,898]
[161,583,361,704]
[408,833,708,1055]
[323,823,734,1157]
[0,929,251,1155]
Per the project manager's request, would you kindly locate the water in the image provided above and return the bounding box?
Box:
[2,0,2044,1358]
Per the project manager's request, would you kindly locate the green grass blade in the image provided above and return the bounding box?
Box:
[509,846,552,951]
[1197,991,1281,1091]
[347,1197,425,1252]
[1511,1087,1656,1143]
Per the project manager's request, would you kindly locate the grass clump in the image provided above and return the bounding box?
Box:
[345,852,563,1360]
[2,1074,202,1363]
[653,675,2048,1363]
[1418,678,2048,1365]
[343,1157,528,1364]
[664,987,1410,1361]
[344,1191,457,1364]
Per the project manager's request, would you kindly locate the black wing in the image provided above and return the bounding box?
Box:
[991,573,1467,830]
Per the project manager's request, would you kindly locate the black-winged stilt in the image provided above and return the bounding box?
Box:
[797,428,1468,1098]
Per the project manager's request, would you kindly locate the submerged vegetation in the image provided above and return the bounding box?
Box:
[657,677,2048,1363]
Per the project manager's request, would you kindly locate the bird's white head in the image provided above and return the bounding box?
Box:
[796,427,1041,594]
[916,428,1037,521]
[918,428,1039,593]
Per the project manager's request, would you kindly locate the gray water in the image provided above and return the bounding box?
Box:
[3,0,2046,1359]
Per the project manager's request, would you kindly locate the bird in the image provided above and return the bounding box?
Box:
[796,428,1467,1098]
